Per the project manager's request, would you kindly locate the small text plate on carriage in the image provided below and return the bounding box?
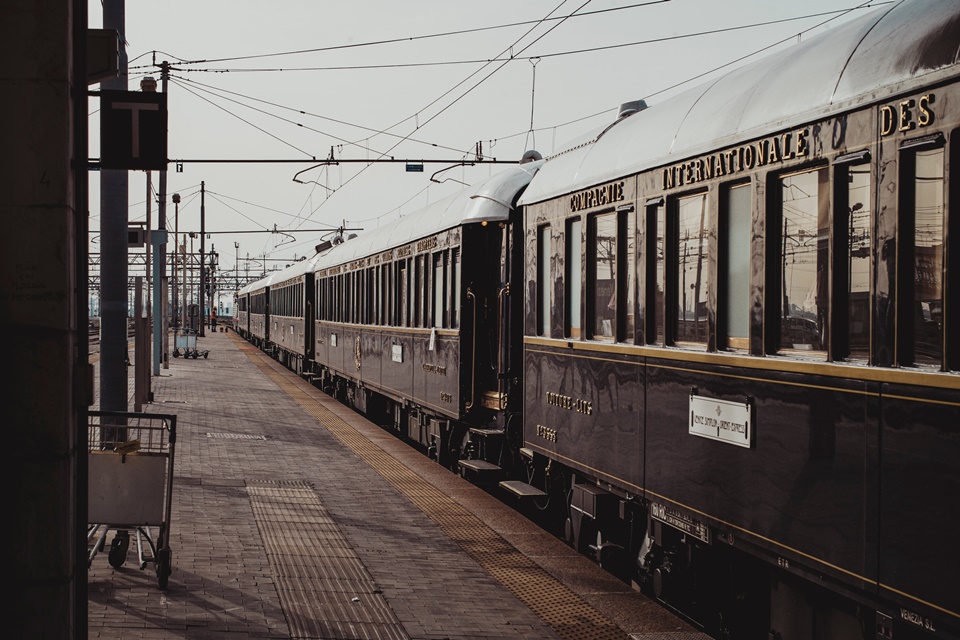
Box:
[689,395,752,448]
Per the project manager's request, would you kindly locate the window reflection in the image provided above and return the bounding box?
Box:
[677,193,708,344]
[913,148,944,365]
[566,219,581,338]
[538,226,551,336]
[847,168,871,358]
[724,184,750,348]
[592,214,617,339]
[780,167,828,353]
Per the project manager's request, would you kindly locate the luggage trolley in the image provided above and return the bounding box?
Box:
[173,328,208,358]
[87,411,177,589]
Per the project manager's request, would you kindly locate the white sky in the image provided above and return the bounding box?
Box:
[87,0,882,287]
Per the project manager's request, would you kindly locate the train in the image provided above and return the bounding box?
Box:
[233,1,960,637]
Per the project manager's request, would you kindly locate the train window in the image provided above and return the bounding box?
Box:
[324,278,330,321]
[371,265,378,325]
[565,218,581,338]
[722,184,751,349]
[415,255,424,327]
[332,276,339,323]
[433,252,446,328]
[408,258,415,327]
[385,263,394,326]
[832,158,873,361]
[327,278,332,322]
[318,280,323,321]
[676,192,709,345]
[451,249,460,329]
[537,225,551,337]
[361,268,370,324]
[348,272,356,324]
[643,200,665,345]
[906,146,944,366]
[399,261,409,327]
[778,166,828,355]
[588,212,618,340]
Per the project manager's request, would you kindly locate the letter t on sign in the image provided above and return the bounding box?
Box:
[99,90,167,171]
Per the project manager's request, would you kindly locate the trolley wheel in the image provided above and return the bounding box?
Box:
[203,352,208,359]
[191,352,198,359]
[108,531,129,568]
[157,548,172,590]
[173,349,180,358]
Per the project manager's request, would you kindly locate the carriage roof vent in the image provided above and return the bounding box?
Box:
[594,99,650,142]
[618,99,647,118]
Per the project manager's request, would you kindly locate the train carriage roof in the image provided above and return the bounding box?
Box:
[235,160,542,295]
[519,0,960,206]
[236,253,321,298]
[310,159,542,272]
[236,269,285,297]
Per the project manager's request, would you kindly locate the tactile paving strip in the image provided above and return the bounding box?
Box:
[247,479,409,640]
[242,345,629,640]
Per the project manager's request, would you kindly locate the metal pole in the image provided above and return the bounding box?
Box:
[200,181,206,337]
[140,76,157,377]
[172,195,179,326]
[189,235,194,325]
[157,61,169,370]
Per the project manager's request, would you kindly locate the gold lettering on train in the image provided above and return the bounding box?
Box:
[545,391,593,415]
[743,144,756,169]
[881,93,935,137]
[416,237,438,253]
[570,181,625,212]
[917,94,934,127]
[536,424,558,442]
[754,139,767,166]
[661,128,810,190]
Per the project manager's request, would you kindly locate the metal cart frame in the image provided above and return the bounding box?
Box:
[87,410,177,589]
[173,328,208,358]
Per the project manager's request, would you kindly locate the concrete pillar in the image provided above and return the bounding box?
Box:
[2,0,88,637]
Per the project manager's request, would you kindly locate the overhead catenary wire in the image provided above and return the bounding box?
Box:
[156,5,890,74]
[171,79,316,158]
[168,74,469,158]
[139,1,672,68]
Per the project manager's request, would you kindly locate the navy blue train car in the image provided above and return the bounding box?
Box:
[519,0,960,637]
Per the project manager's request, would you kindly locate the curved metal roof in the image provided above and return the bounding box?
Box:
[520,0,960,205]
[237,253,321,297]
[310,159,542,272]
[236,160,542,294]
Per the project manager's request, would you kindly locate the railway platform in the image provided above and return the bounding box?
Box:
[88,328,707,640]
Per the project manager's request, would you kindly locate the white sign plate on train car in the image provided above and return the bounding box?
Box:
[689,395,752,448]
